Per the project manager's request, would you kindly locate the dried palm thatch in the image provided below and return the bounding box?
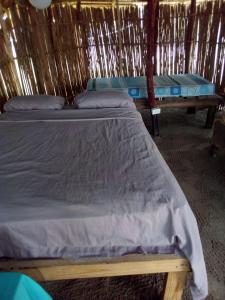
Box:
[0,0,224,108]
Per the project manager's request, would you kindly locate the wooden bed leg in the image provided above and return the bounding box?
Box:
[210,144,218,157]
[163,271,187,300]
[151,114,160,136]
[205,106,217,128]
[187,107,196,114]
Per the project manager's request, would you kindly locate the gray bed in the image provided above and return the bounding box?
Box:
[0,108,207,299]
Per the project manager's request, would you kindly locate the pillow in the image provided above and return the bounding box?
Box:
[76,90,135,109]
[4,95,65,111]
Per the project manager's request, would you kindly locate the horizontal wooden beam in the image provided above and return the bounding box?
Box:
[135,95,224,110]
[157,96,224,108]
[0,254,190,282]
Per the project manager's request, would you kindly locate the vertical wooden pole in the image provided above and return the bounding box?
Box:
[116,0,122,76]
[146,0,157,108]
[76,0,90,86]
[185,0,196,114]
[185,0,196,73]
[163,271,188,300]
[77,0,81,16]
[154,0,159,75]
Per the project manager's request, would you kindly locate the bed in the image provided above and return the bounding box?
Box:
[87,74,215,99]
[0,107,207,299]
[87,75,222,136]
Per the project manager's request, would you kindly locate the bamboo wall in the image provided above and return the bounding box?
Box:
[0,0,224,107]
[190,0,225,90]
[156,4,188,75]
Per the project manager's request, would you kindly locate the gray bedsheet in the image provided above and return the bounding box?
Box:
[0,108,207,299]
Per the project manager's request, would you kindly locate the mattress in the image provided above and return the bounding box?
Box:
[87,74,215,98]
[0,108,207,299]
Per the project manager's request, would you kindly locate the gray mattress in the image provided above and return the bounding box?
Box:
[0,108,207,299]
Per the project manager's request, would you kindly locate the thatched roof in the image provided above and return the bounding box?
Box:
[1,0,219,9]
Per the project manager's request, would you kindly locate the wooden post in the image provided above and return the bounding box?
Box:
[77,0,81,14]
[0,98,5,113]
[116,0,122,76]
[146,0,157,108]
[185,0,196,114]
[76,0,90,89]
[205,106,217,128]
[76,0,81,22]
[185,0,196,73]
[163,271,188,300]
[154,0,159,75]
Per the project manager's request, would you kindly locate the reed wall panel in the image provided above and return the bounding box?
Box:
[0,0,224,106]
[189,0,225,92]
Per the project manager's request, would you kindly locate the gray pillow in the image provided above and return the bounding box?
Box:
[4,95,65,111]
[76,90,135,109]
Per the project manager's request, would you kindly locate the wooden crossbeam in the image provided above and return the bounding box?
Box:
[0,255,190,281]
[135,95,223,110]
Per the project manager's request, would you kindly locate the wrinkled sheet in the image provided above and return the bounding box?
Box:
[0,109,207,299]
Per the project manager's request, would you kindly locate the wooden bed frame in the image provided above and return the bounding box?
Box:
[135,95,224,136]
[0,254,190,300]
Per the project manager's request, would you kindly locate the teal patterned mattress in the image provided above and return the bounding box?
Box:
[87,74,215,98]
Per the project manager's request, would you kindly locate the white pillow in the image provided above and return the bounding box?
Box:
[76,90,135,109]
[4,95,65,111]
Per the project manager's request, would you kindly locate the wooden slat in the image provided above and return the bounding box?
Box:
[0,255,190,282]
[163,271,188,300]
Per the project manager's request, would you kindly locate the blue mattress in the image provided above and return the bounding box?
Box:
[87,74,215,98]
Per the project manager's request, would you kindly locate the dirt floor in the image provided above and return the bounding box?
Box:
[43,108,225,300]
